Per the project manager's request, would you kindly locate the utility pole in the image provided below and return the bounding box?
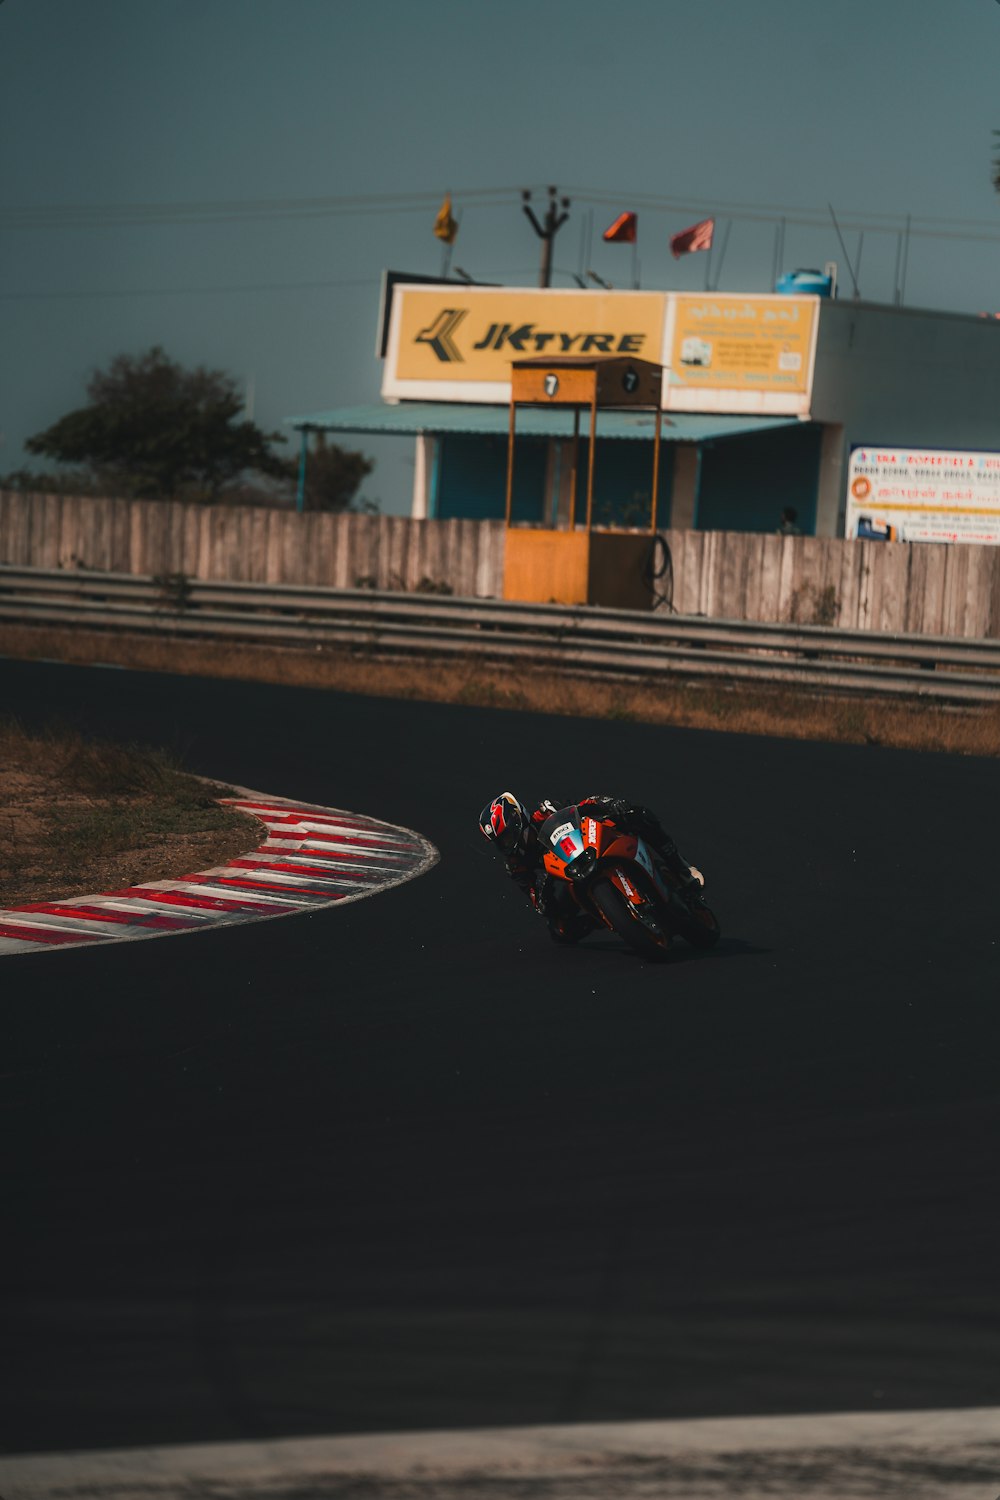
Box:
[522,186,570,288]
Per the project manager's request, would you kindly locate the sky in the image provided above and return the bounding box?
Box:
[2,0,999,515]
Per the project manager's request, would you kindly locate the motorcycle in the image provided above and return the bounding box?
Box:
[537,804,720,962]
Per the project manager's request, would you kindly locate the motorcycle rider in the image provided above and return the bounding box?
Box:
[479,791,704,944]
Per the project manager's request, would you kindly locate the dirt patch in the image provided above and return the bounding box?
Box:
[0,719,261,908]
[2,621,999,759]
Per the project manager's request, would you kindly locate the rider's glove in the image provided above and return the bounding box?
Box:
[583,795,631,822]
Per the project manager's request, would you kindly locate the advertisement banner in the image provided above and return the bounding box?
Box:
[667,294,817,396]
[384,287,667,401]
[846,446,1000,546]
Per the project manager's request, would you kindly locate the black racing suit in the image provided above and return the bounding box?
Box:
[504,795,698,944]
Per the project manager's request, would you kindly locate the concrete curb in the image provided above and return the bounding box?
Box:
[0,785,438,956]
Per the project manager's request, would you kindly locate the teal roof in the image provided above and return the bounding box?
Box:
[286,403,802,443]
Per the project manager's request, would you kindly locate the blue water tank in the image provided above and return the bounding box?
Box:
[775,267,834,297]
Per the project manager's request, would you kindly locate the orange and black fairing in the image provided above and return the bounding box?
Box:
[541,816,632,879]
[526,801,720,960]
[539,809,646,896]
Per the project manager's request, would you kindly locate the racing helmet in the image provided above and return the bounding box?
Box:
[479,792,529,856]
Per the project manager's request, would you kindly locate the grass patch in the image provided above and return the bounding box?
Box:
[2,621,999,760]
[0,716,260,907]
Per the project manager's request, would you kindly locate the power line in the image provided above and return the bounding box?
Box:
[4,181,999,249]
[5,183,1000,245]
[2,265,622,303]
[0,275,382,302]
[568,185,1000,232]
[0,186,527,231]
[568,188,1000,246]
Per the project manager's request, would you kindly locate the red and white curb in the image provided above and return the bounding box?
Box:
[0,794,437,957]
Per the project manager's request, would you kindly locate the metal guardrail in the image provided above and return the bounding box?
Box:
[2,564,1000,703]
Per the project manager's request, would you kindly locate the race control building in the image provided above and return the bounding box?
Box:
[289,282,1000,542]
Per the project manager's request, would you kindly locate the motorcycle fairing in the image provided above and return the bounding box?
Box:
[529,801,719,958]
[540,807,587,876]
[540,807,670,909]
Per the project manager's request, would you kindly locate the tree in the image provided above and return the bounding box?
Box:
[26,347,291,502]
[0,466,109,496]
[300,431,375,512]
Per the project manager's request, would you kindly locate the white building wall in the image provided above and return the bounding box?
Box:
[411,434,436,519]
[810,301,1000,535]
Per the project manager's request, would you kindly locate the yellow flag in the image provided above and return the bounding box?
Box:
[433,194,458,245]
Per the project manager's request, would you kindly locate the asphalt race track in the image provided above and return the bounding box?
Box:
[2,657,999,1455]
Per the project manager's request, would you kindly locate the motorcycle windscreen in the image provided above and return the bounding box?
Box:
[538,808,582,861]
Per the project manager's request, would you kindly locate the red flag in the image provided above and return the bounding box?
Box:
[603,211,637,244]
[670,217,714,258]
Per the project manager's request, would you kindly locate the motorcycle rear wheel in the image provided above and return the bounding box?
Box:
[590,875,672,962]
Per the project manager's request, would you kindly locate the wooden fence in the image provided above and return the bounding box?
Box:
[2,491,999,639]
[0,492,504,600]
[663,529,1000,639]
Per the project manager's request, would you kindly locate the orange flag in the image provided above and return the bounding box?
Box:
[603,211,637,244]
[433,194,458,245]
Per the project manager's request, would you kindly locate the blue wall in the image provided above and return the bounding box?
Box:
[433,427,818,534]
[434,434,547,522]
[589,439,672,529]
[695,424,821,534]
[434,434,672,527]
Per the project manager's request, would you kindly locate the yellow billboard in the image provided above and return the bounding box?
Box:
[385,287,667,396]
[668,294,817,395]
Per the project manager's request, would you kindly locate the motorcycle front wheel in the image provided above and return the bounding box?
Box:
[590,874,672,963]
[679,897,721,949]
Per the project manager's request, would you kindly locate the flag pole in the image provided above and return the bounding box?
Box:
[441,214,458,276]
[709,220,731,292]
[434,193,458,275]
[827,203,859,299]
[771,217,786,289]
